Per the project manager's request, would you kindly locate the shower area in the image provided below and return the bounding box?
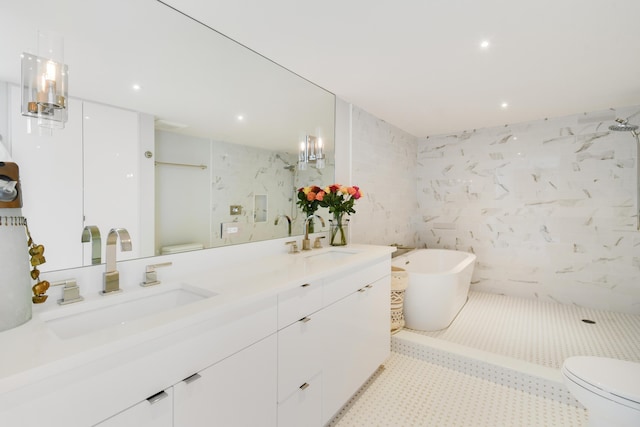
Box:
[609,117,640,229]
[415,106,640,315]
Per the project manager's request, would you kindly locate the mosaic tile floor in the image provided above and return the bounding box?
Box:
[329,353,587,427]
[328,291,640,426]
[409,291,640,369]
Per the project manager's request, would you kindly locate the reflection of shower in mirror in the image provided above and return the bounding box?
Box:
[276,154,300,220]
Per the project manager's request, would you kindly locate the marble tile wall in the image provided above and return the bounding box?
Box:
[350,105,419,247]
[210,139,333,246]
[156,130,334,250]
[416,106,640,314]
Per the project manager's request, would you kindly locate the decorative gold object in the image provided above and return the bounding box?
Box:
[23,219,49,304]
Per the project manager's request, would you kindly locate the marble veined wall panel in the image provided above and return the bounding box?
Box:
[351,106,419,247]
[416,106,640,313]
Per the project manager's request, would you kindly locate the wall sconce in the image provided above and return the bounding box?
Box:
[20,32,68,130]
[298,135,325,170]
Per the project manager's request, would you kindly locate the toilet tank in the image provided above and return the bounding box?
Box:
[160,243,204,255]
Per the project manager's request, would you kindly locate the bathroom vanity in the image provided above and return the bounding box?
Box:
[0,244,392,427]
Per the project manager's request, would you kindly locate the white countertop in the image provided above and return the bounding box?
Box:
[0,244,394,396]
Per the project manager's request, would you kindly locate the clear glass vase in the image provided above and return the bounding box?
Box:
[329,214,348,246]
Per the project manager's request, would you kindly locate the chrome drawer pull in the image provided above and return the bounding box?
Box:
[365,284,373,289]
[301,283,311,287]
[358,288,366,293]
[299,316,311,323]
[182,372,202,384]
[299,382,310,390]
[146,390,168,404]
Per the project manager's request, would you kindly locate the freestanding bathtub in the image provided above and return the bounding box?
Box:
[392,249,476,331]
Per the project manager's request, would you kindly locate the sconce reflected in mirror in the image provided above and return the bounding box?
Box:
[20,32,68,130]
[298,135,325,170]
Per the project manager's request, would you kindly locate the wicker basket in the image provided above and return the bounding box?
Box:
[390,266,408,333]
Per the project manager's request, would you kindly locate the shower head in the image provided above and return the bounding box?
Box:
[275,154,296,171]
[609,118,639,132]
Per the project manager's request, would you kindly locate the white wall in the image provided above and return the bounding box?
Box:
[416,106,640,314]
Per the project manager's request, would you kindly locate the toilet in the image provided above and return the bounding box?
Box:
[561,356,640,427]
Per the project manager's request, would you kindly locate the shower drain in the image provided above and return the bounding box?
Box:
[581,319,596,324]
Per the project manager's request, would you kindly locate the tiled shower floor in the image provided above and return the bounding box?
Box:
[328,291,640,426]
[409,291,640,368]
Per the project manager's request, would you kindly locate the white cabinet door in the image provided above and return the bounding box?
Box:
[174,334,278,427]
[277,372,322,427]
[320,275,390,424]
[94,388,172,427]
[277,313,324,427]
[277,313,323,401]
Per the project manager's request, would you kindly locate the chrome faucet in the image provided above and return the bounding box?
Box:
[81,225,102,265]
[302,214,325,251]
[274,214,292,236]
[102,228,132,295]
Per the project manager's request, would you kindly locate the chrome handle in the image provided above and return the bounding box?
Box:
[299,316,311,323]
[146,390,168,404]
[146,262,172,272]
[358,288,366,293]
[141,262,173,287]
[285,240,299,254]
[301,283,311,288]
[365,284,373,289]
[299,382,310,390]
[51,278,77,288]
[182,373,202,384]
[51,279,84,305]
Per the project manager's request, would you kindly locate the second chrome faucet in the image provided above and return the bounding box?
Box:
[102,228,132,295]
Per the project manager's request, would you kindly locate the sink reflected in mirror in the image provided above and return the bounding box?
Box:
[40,284,217,340]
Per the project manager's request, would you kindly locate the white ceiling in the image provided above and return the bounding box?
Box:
[164,0,640,137]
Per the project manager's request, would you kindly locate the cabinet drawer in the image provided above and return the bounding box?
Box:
[323,260,389,305]
[278,315,323,400]
[277,372,322,427]
[278,280,323,329]
[95,388,173,427]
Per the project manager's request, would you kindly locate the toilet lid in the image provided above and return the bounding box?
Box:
[563,356,640,404]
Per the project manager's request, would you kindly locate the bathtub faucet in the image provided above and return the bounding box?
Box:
[390,243,416,258]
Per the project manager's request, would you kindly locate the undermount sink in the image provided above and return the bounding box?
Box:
[303,250,358,262]
[41,284,217,340]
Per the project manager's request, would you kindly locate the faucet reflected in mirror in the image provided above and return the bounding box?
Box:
[102,228,132,295]
[274,214,292,236]
[81,225,101,265]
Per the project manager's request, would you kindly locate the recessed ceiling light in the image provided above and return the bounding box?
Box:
[480,40,490,49]
[501,102,509,109]
[132,84,141,91]
[237,115,244,121]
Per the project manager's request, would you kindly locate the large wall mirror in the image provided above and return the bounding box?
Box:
[0,0,335,272]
